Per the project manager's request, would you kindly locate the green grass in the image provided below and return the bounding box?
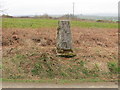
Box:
[71,21,117,28]
[3,18,117,28]
[3,18,58,28]
[3,53,118,81]
[107,61,119,74]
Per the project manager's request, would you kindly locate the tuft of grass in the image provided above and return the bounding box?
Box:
[31,53,62,79]
[107,61,119,74]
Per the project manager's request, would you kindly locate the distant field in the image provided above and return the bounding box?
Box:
[3,18,118,28]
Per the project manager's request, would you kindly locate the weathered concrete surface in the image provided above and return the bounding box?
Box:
[57,20,72,50]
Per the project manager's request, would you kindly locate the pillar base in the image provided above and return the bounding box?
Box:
[56,49,76,58]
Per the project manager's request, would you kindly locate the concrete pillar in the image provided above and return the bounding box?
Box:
[56,20,75,57]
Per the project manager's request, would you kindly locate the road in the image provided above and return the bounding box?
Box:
[2,82,118,88]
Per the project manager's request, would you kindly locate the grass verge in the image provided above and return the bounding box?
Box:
[2,78,109,84]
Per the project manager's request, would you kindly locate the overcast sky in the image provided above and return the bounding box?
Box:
[1,0,119,16]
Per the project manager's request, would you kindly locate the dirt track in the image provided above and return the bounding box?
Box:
[2,82,118,88]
